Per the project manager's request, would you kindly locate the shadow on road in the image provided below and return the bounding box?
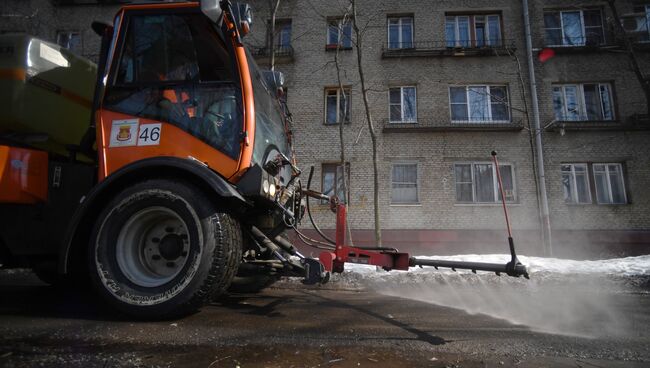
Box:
[0,282,124,321]
[303,290,449,346]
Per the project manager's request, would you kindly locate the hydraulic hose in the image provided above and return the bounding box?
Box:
[305,166,336,245]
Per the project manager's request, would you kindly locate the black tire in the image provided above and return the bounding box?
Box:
[88,179,241,319]
[228,274,278,294]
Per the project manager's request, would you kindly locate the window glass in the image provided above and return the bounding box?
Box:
[562,11,584,45]
[553,83,614,121]
[389,88,402,122]
[322,163,349,203]
[325,88,350,124]
[564,85,580,120]
[403,87,417,121]
[388,18,400,48]
[468,86,489,121]
[490,86,509,121]
[552,87,564,120]
[445,17,456,47]
[487,15,501,46]
[599,84,614,120]
[593,164,610,203]
[608,164,626,204]
[105,14,242,159]
[392,163,418,203]
[327,90,338,124]
[474,163,494,202]
[455,163,514,203]
[388,17,413,49]
[455,164,473,202]
[401,18,413,48]
[583,84,601,120]
[475,16,486,47]
[584,10,603,44]
[457,16,470,47]
[275,20,292,48]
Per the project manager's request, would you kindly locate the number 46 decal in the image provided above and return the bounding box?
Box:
[137,124,162,146]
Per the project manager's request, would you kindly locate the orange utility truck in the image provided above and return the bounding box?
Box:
[0,0,318,318]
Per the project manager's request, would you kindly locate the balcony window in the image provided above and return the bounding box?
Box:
[387,16,413,49]
[392,163,418,204]
[325,88,350,124]
[327,18,352,49]
[389,86,417,123]
[449,85,510,123]
[56,31,82,54]
[544,9,605,46]
[561,164,591,204]
[454,162,515,203]
[445,14,501,48]
[274,19,292,48]
[552,83,614,121]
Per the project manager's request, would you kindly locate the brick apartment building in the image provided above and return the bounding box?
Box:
[1,0,649,258]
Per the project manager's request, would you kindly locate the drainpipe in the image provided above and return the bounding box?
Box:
[522,0,553,257]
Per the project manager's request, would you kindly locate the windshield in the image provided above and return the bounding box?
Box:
[103,13,242,159]
[245,49,291,165]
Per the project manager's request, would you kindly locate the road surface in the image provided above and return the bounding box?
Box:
[1,270,649,368]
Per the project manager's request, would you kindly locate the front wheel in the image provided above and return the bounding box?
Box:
[89,179,241,319]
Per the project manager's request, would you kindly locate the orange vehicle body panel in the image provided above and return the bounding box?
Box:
[96,2,256,183]
[0,145,48,204]
[97,110,240,180]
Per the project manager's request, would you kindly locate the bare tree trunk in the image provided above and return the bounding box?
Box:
[351,0,381,245]
[607,0,650,118]
[334,8,353,244]
[268,0,281,71]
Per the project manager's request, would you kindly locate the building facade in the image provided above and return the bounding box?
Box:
[2,0,649,258]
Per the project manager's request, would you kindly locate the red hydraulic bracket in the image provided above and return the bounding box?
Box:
[319,204,410,273]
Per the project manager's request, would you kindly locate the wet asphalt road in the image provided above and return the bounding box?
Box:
[1,271,649,368]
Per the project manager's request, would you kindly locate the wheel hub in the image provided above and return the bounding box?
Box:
[159,234,184,260]
[115,207,190,288]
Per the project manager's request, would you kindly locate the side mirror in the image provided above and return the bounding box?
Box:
[200,0,223,24]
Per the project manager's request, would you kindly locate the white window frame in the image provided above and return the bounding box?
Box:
[391,162,419,204]
[552,83,615,121]
[324,87,351,124]
[327,18,352,48]
[387,16,414,49]
[561,163,592,204]
[448,85,510,123]
[544,9,605,47]
[388,86,417,123]
[446,14,502,47]
[454,162,516,204]
[593,163,627,204]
